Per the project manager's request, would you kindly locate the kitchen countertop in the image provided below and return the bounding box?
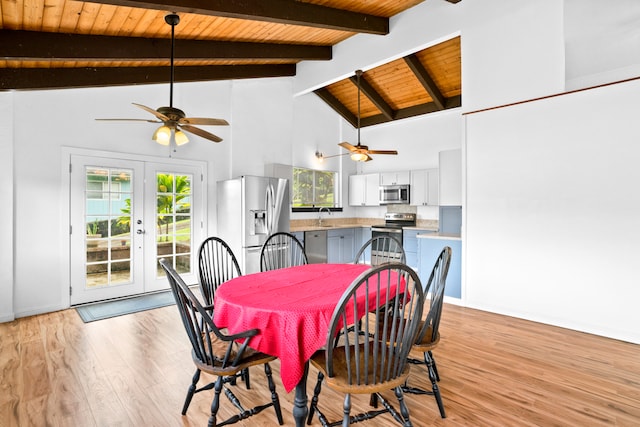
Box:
[403,226,439,232]
[290,217,439,233]
[417,232,461,240]
[290,223,370,232]
[290,217,382,233]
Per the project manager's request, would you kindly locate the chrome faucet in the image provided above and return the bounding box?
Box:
[318,207,332,227]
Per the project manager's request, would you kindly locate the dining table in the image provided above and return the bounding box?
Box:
[213,262,372,427]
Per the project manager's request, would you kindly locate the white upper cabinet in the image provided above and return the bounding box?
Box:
[410,168,439,206]
[349,173,380,206]
[380,171,410,186]
[439,149,462,206]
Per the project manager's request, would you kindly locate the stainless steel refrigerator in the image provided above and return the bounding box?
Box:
[217,176,290,274]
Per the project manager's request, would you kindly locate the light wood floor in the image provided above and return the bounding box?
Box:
[1,303,638,426]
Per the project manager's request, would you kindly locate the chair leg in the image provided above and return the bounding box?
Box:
[425,351,446,418]
[208,377,224,427]
[182,368,201,415]
[307,371,324,425]
[243,367,251,389]
[342,393,351,427]
[429,350,440,382]
[264,363,284,425]
[394,386,413,427]
[369,393,378,408]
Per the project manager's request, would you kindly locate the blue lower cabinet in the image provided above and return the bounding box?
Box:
[292,231,304,247]
[403,229,435,274]
[355,227,372,256]
[418,237,461,299]
[327,228,355,264]
[402,229,420,272]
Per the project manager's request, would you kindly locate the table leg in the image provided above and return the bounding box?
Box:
[293,361,309,427]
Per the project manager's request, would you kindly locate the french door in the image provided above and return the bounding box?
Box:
[69,155,204,305]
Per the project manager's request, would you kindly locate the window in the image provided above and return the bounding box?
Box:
[292,167,339,209]
[155,172,193,276]
[86,173,123,200]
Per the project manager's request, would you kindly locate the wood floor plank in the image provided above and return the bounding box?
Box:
[0,303,638,426]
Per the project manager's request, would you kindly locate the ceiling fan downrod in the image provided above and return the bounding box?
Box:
[356,69,362,147]
[165,13,180,109]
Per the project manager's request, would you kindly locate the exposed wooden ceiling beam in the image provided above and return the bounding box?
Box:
[0,30,331,61]
[313,87,357,127]
[0,64,295,91]
[349,74,395,121]
[404,54,445,110]
[88,0,389,35]
[359,95,461,127]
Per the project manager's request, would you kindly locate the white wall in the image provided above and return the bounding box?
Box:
[290,92,361,220]
[0,92,14,322]
[462,0,565,111]
[465,78,640,344]
[229,78,295,178]
[564,0,640,90]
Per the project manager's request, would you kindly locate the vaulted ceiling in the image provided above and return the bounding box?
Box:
[316,36,461,127]
[0,0,461,125]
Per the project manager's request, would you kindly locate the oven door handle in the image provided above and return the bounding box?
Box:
[371,227,403,234]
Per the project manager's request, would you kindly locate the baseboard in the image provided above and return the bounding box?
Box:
[14,303,67,320]
[0,312,15,323]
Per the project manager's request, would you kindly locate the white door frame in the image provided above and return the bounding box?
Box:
[61,147,208,307]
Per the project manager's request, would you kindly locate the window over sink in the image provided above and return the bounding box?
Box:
[292,167,341,211]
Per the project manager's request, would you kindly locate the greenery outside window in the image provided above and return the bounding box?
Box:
[292,167,340,210]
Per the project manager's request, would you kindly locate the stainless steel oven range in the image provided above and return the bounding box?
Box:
[370,213,416,264]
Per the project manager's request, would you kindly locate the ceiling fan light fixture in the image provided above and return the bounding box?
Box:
[351,152,368,162]
[152,125,171,146]
[175,130,189,146]
[97,13,228,146]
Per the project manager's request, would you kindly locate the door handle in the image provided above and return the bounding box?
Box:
[136,229,145,234]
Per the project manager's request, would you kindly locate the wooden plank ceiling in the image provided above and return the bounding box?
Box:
[0,0,461,125]
[316,36,461,127]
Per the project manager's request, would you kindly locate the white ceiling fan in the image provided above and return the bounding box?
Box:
[338,69,398,162]
[96,13,229,146]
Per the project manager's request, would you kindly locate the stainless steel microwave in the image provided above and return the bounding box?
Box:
[379,184,410,205]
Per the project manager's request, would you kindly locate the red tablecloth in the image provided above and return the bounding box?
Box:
[213,263,370,392]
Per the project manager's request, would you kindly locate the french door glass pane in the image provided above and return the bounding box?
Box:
[85,167,133,288]
[155,172,193,276]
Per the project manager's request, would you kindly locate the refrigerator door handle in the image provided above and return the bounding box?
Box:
[265,184,275,235]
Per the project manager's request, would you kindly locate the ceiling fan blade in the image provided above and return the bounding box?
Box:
[132,103,170,121]
[339,141,357,152]
[95,118,160,123]
[364,154,373,161]
[367,150,398,155]
[179,117,229,126]
[180,124,223,143]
